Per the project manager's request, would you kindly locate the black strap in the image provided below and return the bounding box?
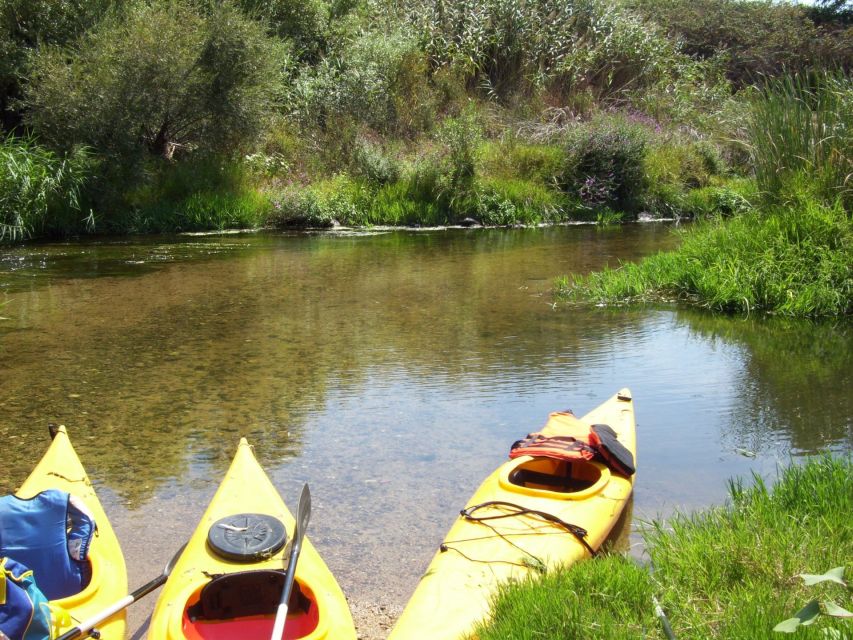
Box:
[460,500,596,557]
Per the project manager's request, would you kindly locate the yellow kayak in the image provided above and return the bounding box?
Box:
[148,438,356,640]
[389,389,637,640]
[15,425,128,640]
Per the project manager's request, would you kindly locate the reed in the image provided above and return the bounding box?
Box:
[746,71,853,210]
[0,135,91,241]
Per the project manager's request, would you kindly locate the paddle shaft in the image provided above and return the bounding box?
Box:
[55,574,168,640]
[270,484,311,640]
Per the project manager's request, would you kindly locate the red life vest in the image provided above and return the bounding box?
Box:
[509,411,597,462]
[509,411,635,477]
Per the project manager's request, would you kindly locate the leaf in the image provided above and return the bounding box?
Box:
[823,601,853,618]
[774,617,802,633]
[775,600,823,632]
[735,447,757,458]
[822,629,842,639]
[796,600,823,626]
[799,567,847,587]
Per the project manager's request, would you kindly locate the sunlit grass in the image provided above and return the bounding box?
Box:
[558,196,852,316]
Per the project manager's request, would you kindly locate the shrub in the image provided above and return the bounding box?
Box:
[562,115,649,213]
[0,135,92,241]
[351,138,402,187]
[24,0,288,161]
[641,137,727,217]
[237,0,329,62]
[288,28,433,135]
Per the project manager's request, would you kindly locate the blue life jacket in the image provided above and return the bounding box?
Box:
[0,557,52,640]
[0,489,96,600]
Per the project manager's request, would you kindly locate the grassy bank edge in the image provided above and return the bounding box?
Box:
[472,456,853,640]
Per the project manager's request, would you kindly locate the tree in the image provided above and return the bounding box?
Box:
[24,0,289,160]
[0,0,113,130]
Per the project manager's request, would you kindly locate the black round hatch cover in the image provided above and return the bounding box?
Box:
[208,513,287,562]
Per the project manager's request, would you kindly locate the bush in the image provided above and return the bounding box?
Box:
[237,0,329,62]
[351,138,402,187]
[561,115,649,214]
[0,135,92,241]
[288,28,434,136]
[641,137,727,217]
[24,0,288,161]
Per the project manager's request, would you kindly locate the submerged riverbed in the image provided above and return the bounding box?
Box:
[1,225,850,636]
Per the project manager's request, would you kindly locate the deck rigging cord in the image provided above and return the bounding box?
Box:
[439,500,597,567]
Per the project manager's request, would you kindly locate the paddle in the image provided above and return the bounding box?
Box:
[270,483,311,640]
[55,545,186,640]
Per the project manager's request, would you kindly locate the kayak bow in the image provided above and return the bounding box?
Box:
[389,389,637,640]
[148,438,356,640]
[17,425,128,640]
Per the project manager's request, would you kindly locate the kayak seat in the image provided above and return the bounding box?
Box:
[508,459,600,493]
[184,572,319,640]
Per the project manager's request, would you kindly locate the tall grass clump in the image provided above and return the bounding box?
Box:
[474,554,658,640]
[0,135,92,241]
[646,456,853,639]
[559,198,852,316]
[746,71,853,210]
[117,156,269,233]
[475,457,853,639]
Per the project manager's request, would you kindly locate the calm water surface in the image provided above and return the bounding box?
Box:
[1,225,851,628]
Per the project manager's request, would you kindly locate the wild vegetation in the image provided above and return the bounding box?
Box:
[474,456,853,639]
[0,0,851,313]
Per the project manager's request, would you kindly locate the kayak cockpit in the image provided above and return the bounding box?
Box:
[500,457,610,500]
[181,574,320,640]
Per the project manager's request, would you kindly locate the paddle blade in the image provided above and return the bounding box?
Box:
[294,483,311,546]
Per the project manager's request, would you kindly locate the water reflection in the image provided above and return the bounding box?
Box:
[0,225,850,620]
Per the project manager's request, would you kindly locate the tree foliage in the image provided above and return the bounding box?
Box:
[630,0,853,86]
[24,0,288,160]
[0,0,113,128]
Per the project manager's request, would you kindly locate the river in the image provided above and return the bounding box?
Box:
[1,225,850,636]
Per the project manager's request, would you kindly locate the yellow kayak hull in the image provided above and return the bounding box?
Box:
[148,438,356,640]
[17,426,128,640]
[389,389,637,640]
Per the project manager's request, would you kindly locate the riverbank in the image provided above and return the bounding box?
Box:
[474,456,853,639]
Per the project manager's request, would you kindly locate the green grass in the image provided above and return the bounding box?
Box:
[1,135,92,241]
[558,193,852,316]
[474,457,853,640]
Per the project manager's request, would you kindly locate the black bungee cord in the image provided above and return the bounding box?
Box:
[439,500,597,566]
